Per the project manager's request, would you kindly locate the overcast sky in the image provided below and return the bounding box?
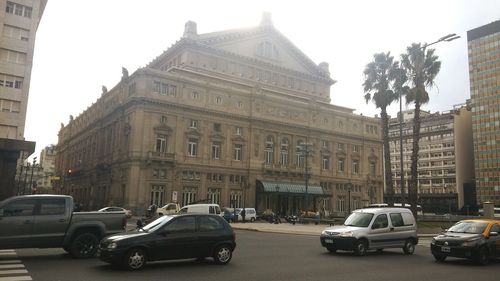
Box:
[25,0,500,160]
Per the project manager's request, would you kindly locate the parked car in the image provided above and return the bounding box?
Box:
[98,213,236,270]
[222,208,236,222]
[0,195,127,258]
[157,203,180,216]
[320,207,418,255]
[430,219,500,265]
[235,208,257,222]
[178,203,223,216]
[98,206,133,218]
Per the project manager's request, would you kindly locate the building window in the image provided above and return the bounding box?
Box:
[0,74,23,89]
[235,127,242,136]
[265,136,274,164]
[234,144,242,161]
[337,143,345,151]
[0,49,26,64]
[352,160,359,174]
[353,145,359,153]
[237,101,243,108]
[230,192,242,208]
[336,196,345,212]
[192,91,200,99]
[216,96,222,104]
[6,2,32,18]
[182,188,196,206]
[214,123,221,132]
[212,142,221,159]
[296,140,305,167]
[189,119,198,129]
[370,162,376,176]
[188,138,198,156]
[2,25,29,41]
[150,185,165,206]
[322,140,328,149]
[280,138,289,166]
[338,159,345,172]
[160,116,167,124]
[322,155,330,170]
[155,134,167,153]
[207,188,221,205]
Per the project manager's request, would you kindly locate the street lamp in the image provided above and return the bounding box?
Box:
[402,33,460,212]
[299,139,313,212]
[346,182,353,216]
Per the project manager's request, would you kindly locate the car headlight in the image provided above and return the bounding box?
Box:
[461,237,483,247]
[431,238,436,245]
[107,242,118,249]
[339,231,353,237]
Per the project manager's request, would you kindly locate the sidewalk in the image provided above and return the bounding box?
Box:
[231,222,439,237]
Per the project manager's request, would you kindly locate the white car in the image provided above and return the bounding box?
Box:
[98,206,133,218]
[236,208,257,222]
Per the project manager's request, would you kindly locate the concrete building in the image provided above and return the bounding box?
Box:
[467,20,500,206]
[0,0,47,200]
[388,105,474,213]
[55,14,384,215]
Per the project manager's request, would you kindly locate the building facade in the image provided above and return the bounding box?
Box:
[0,0,46,200]
[36,144,55,192]
[389,106,474,213]
[55,15,384,215]
[467,20,500,206]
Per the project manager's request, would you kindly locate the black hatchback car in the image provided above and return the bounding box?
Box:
[98,213,236,270]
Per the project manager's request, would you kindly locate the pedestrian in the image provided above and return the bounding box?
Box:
[241,208,246,223]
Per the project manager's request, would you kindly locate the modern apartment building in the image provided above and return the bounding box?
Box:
[55,14,384,215]
[0,0,47,200]
[388,105,474,213]
[467,20,500,206]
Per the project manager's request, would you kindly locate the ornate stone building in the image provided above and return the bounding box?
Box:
[55,14,383,215]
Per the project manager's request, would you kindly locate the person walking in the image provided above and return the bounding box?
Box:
[241,208,246,223]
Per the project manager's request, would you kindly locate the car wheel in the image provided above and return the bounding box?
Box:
[250,217,255,222]
[403,239,415,255]
[326,246,337,253]
[474,246,489,265]
[70,233,98,258]
[213,244,232,265]
[124,248,147,270]
[354,240,367,256]
[433,254,447,262]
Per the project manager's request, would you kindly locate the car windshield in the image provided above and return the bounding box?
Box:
[448,221,488,234]
[140,216,175,232]
[344,212,374,227]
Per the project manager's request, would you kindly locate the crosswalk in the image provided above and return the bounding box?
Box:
[0,250,31,281]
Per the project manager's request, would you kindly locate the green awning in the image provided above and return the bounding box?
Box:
[261,181,324,195]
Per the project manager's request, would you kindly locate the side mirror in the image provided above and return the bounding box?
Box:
[489,231,498,237]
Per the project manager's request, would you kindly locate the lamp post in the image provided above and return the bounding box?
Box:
[404,33,460,214]
[346,182,353,216]
[299,139,313,212]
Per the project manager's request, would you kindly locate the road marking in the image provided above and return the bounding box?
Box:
[0,251,31,281]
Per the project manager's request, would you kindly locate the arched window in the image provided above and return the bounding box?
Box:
[265,136,274,164]
[296,140,304,167]
[280,138,289,165]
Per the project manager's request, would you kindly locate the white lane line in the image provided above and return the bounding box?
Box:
[0,276,32,281]
[0,253,15,256]
[0,265,24,269]
[0,261,21,265]
[0,269,28,275]
[0,251,14,253]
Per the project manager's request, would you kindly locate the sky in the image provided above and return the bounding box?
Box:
[25,0,500,160]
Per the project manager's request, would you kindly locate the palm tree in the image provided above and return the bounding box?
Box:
[363,52,400,206]
[401,43,441,217]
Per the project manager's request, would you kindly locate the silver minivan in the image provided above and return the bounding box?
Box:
[320,207,418,255]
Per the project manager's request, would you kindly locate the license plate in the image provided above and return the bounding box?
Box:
[441,246,450,253]
[325,239,333,244]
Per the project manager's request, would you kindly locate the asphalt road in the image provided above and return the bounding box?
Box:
[3,231,499,281]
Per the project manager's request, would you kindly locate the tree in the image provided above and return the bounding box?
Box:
[363,52,400,206]
[400,43,441,217]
